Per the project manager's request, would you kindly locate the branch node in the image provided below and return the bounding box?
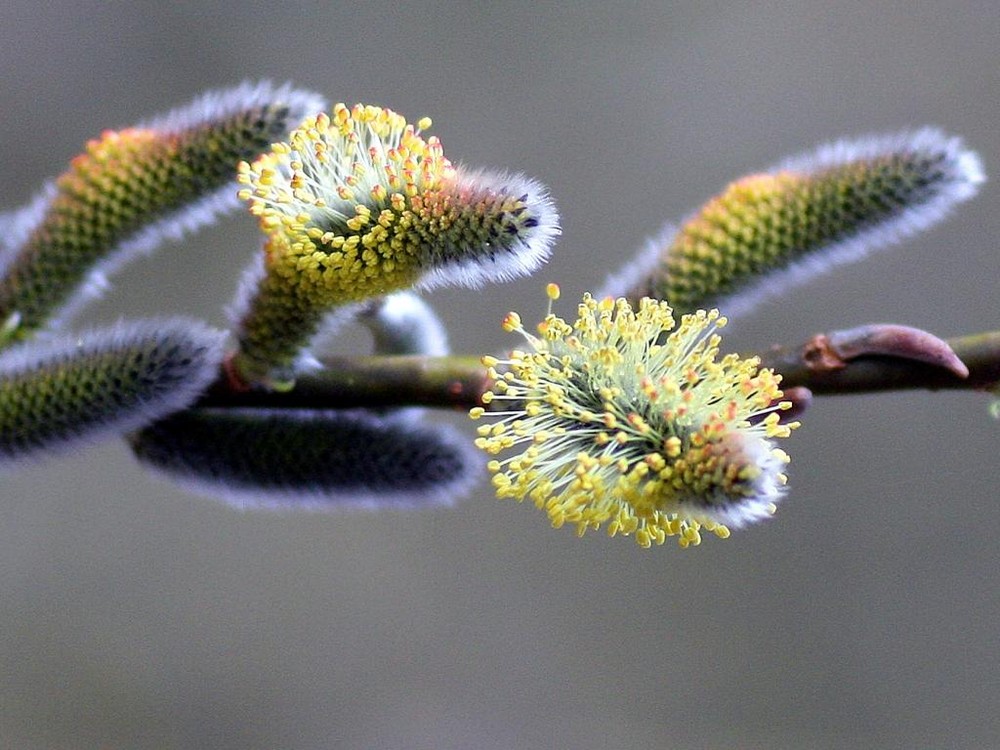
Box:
[801,334,847,372]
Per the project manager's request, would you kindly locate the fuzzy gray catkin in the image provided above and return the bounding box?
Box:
[130,408,479,510]
[0,319,226,467]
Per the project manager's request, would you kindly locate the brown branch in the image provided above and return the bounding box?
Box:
[760,330,1000,394]
[196,329,1000,412]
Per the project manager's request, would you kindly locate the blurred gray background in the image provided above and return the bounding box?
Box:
[0,2,997,748]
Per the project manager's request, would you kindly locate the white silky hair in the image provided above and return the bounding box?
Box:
[362,291,450,357]
[673,432,788,529]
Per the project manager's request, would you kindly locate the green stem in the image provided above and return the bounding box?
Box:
[200,354,488,411]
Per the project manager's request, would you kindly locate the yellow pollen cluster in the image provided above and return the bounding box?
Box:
[470,289,798,548]
[237,103,457,305]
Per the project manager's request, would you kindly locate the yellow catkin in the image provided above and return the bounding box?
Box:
[472,289,798,548]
